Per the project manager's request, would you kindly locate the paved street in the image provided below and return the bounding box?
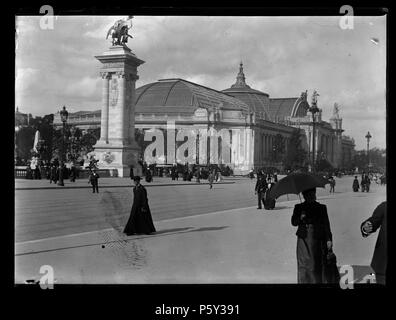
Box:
[16,175,358,242]
[15,176,386,284]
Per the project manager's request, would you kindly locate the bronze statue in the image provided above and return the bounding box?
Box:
[311,90,320,106]
[333,103,340,118]
[106,16,134,46]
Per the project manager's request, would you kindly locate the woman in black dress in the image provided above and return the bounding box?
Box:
[124,176,156,236]
[291,188,333,283]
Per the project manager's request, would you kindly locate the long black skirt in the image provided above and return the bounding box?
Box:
[296,225,326,283]
[123,207,156,235]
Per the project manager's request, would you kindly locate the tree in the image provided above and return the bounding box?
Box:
[283,129,308,171]
[15,126,35,161]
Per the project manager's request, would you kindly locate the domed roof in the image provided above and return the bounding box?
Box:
[222,62,271,119]
[135,78,251,115]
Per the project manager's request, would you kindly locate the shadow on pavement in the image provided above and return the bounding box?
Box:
[188,226,229,232]
[153,227,194,235]
[269,206,292,211]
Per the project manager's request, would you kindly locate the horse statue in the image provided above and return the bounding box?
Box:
[106,16,133,46]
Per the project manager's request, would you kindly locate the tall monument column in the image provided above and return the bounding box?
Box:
[99,71,110,143]
[93,17,145,177]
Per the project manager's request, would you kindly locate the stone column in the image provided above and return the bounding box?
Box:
[99,71,110,143]
[116,71,126,144]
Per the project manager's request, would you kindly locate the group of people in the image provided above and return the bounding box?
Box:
[254,172,277,210]
[352,173,371,192]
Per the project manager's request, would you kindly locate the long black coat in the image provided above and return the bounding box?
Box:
[292,201,333,242]
[124,184,156,235]
[361,201,387,277]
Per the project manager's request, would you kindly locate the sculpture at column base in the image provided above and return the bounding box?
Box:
[92,144,142,177]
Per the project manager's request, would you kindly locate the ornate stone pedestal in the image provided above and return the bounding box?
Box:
[93,45,145,177]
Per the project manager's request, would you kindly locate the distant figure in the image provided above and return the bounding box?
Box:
[254,174,267,209]
[145,169,152,183]
[196,168,201,183]
[360,201,387,285]
[264,178,276,210]
[69,165,76,182]
[88,169,100,193]
[124,176,156,236]
[292,188,333,283]
[50,164,58,184]
[208,171,215,189]
[329,176,335,193]
[273,173,278,183]
[352,176,360,192]
[129,166,134,180]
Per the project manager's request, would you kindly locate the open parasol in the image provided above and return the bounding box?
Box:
[268,172,330,200]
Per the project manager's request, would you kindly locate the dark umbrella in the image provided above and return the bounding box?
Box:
[268,172,330,200]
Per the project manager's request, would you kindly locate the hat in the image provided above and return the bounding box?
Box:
[133,176,141,182]
[302,188,316,196]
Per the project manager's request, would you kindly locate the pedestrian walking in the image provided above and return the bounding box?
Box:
[124,176,156,236]
[352,176,360,192]
[329,176,335,193]
[50,164,58,184]
[360,201,387,285]
[291,188,334,283]
[145,169,152,182]
[264,178,276,210]
[208,171,215,189]
[254,174,267,209]
[196,168,201,183]
[88,169,100,193]
[69,165,76,182]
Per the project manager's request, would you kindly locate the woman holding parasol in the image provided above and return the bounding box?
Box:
[269,173,338,284]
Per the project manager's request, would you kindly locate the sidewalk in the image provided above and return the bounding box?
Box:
[15,188,385,284]
[15,176,236,190]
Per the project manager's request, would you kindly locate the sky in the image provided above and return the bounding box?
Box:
[15,15,386,150]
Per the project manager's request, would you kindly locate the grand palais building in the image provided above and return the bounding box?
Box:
[54,63,355,174]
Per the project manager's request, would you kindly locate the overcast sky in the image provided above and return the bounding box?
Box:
[15,15,386,150]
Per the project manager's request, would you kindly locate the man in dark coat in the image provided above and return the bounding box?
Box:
[360,201,387,285]
[124,176,156,236]
[50,164,58,184]
[254,175,267,209]
[88,169,100,193]
[352,176,360,192]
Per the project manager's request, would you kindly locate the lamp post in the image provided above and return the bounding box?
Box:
[365,131,372,172]
[70,126,77,162]
[58,106,69,186]
[308,91,320,172]
[15,125,21,164]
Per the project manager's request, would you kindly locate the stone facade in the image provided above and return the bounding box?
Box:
[52,63,355,174]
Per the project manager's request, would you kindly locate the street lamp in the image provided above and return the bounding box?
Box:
[308,91,320,172]
[70,126,77,162]
[58,105,69,186]
[365,131,372,172]
[15,125,21,163]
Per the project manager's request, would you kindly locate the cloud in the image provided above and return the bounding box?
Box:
[64,76,101,98]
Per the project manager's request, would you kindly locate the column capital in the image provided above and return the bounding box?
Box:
[100,71,111,79]
[116,71,126,78]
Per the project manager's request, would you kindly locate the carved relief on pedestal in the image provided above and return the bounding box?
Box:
[110,78,119,107]
[102,151,115,164]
